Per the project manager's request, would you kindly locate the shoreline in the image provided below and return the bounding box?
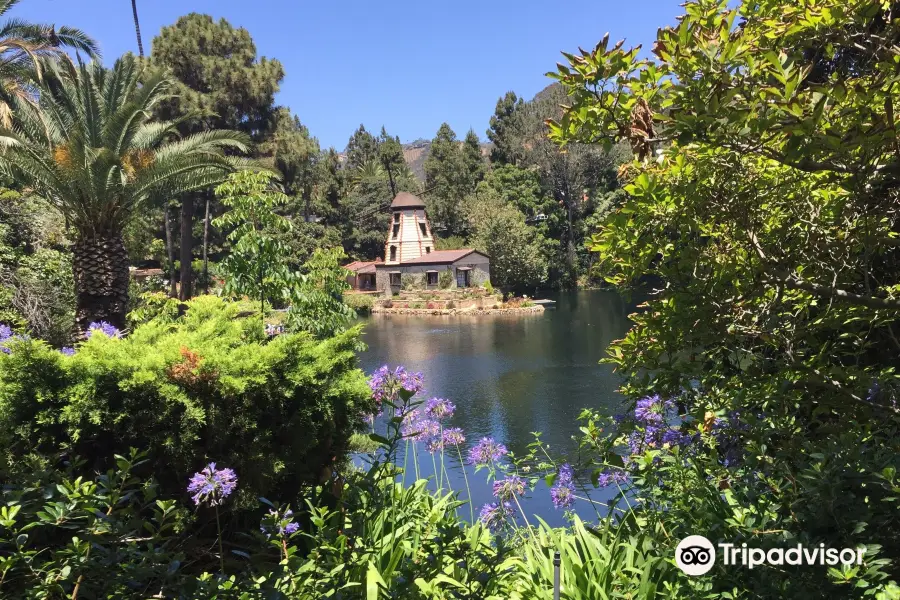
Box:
[370,305,545,317]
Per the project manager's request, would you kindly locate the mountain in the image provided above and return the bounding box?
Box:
[402,138,491,182]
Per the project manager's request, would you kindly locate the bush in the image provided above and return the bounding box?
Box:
[483,280,494,294]
[438,270,453,289]
[343,293,375,314]
[0,296,373,504]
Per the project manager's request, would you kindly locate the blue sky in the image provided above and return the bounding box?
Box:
[13,0,683,149]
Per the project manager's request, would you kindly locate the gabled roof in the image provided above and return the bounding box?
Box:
[345,260,381,274]
[380,249,487,266]
[391,192,426,209]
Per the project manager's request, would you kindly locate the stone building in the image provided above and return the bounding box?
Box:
[346,192,490,295]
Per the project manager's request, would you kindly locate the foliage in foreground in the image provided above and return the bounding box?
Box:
[546,0,900,597]
[0,296,372,505]
[0,378,673,600]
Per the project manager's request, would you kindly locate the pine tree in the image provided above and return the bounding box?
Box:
[151,13,283,299]
[346,125,379,171]
[487,91,524,165]
[460,129,486,193]
[424,123,465,236]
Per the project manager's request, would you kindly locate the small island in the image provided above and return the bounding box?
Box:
[345,192,544,316]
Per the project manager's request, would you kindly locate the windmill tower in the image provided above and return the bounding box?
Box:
[384,192,434,264]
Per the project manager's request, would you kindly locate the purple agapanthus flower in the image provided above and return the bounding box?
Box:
[187,462,238,507]
[596,469,629,488]
[424,397,455,420]
[634,395,674,425]
[468,437,508,466]
[0,324,11,340]
[550,482,575,509]
[60,347,76,356]
[87,321,121,339]
[558,463,574,486]
[403,416,440,442]
[261,507,299,538]
[479,501,513,531]
[441,428,465,447]
[492,475,526,501]
[368,365,425,404]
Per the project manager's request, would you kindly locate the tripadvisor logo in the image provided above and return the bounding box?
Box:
[675,536,866,576]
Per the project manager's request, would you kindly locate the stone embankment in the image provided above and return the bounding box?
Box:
[371,305,544,316]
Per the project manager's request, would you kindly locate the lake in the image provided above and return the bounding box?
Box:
[357,289,634,527]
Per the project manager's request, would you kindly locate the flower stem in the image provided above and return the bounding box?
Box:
[430,450,440,492]
[215,505,225,574]
[456,445,474,523]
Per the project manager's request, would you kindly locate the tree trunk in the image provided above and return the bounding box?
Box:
[72,234,130,331]
[202,195,210,294]
[130,0,144,57]
[179,195,194,301]
[165,204,176,297]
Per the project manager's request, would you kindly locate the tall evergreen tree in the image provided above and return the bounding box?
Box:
[378,127,405,197]
[151,14,283,299]
[424,123,465,236]
[345,125,378,171]
[487,91,524,165]
[460,129,486,193]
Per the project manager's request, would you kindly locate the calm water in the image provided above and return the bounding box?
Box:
[358,289,633,527]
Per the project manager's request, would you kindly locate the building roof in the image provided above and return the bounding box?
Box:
[345,260,381,274]
[374,249,487,266]
[391,191,426,209]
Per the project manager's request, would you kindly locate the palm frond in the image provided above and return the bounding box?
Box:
[0,0,22,21]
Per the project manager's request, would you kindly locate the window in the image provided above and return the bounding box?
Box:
[427,271,438,286]
[389,273,401,286]
[392,224,400,239]
[393,212,400,223]
[419,222,427,236]
[425,246,431,254]
[456,268,471,288]
[389,246,397,261]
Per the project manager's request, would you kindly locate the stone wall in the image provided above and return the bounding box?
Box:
[375,257,491,296]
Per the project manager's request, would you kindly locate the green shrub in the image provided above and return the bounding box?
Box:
[438,270,453,289]
[343,293,375,314]
[483,279,494,294]
[0,296,373,504]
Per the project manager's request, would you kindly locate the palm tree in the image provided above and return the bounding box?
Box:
[0,55,249,330]
[0,0,99,126]
[130,0,144,57]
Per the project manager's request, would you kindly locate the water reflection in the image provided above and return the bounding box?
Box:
[358,289,633,526]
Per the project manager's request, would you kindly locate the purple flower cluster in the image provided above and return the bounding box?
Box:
[550,463,576,509]
[87,321,121,339]
[468,437,508,467]
[0,324,12,354]
[424,397,455,420]
[479,501,513,531]
[60,346,76,356]
[0,324,29,354]
[492,475,526,501]
[261,507,299,538]
[187,462,238,507]
[441,428,466,447]
[368,365,425,404]
[596,469,629,488]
